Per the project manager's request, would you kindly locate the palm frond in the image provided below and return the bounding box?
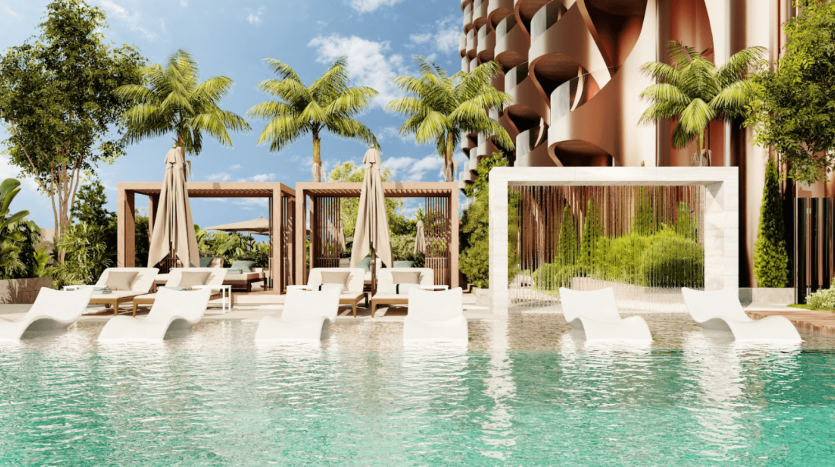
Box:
[710,80,756,119]
[264,58,303,83]
[256,79,311,107]
[671,121,697,149]
[639,62,682,87]
[326,86,377,116]
[678,98,715,135]
[195,76,234,103]
[415,111,450,144]
[246,100,296,119]
[386,96,430,118]
[300,100,328,125]
[325,117,378,148]
[667,40,697,68]
[716,46,766,86]
[638,101,689,125]
[639,83,691,105]
[256,115,309,151]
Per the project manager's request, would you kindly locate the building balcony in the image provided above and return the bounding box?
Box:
[461,0,472,10]
[514,0,551,35]
[504,62,550,132]
[472,0,489,30]
[459,32,466,57]
[547,74,614,167]
[487,0,514,30]
[494,15,528,69]
[470,57,479,72]
[476,132,500,160]
[461,56,470,73]
[463,3,474,33]
[515,128,558,168]
[477,25,496,62]
[466,28,478,59]
[528,3,611,102]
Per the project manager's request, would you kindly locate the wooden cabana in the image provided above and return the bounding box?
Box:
[117,182,296,294]
[295,182,459,288]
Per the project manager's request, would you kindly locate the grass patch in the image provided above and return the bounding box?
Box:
[788,303,835,312]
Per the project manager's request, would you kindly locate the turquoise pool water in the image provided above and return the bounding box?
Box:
[1,315,834,465]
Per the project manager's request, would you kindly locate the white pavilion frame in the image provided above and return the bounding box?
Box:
[488,167,739,316]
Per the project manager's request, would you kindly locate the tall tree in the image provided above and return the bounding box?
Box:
[248,56,378,182]
[388,57,514,182]
[117,49,250,162]
[753,158,789,287]
[746,0,835,184]
[639,40,764,166]
[0,0,144,239]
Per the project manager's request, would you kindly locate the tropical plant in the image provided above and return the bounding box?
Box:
[116,49,250,160]
[557,205,577,265]
[46,221,111,288]
[388,57,514,182]
[71,180,117,265]
[248,56,378,182]
[753,158,789,287]
[460,153,509,288]
[0,0,144,240]
[746,0,835,184]
[1,219,50,279]
[639,40,765,166]
[0,179,30,271]
[579,199,602,273]
[807,279,835,311]
[134,210,150,267]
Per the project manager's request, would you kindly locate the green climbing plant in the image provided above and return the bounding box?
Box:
[753,158,789,287]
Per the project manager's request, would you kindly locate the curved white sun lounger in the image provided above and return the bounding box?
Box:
[254,287,340,342]
[98,288,211,343]
[0,288,94,341]
[403,287,468,343]
[681,287,801,342]
[558,287,652,342]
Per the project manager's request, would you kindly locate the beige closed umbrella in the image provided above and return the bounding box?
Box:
[350,145,392,293]
[148,145,200,269]
[413,219,425,256]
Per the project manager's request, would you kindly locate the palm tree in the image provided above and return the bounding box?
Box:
[248,56,378,182]
[116,50,251,158]
[639,41,765,166]
[387,57,514,182]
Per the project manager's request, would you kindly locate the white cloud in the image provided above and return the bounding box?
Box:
[2,5,21,18]
[247,7,264,25]
[309,35,406,108]
[233,198,268,209]
[378,126,414,145]
[98,0,156,40]
[385,155,443,182]
[229,164,241,170]
[409,33,432,44]
[207,172,232,182]
[410,16,460,54]
[350,0,402,13]
[179,0,187,6]
[249,173,275,182]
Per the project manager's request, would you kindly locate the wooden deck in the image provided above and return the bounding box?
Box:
[747,308,835,335]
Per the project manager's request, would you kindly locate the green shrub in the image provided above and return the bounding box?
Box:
[753,157,789,287]
[595,233,650,284]
[532,263,577,292]
[46,222,111,288]
[638,231,704,288]
[807,279,835,310]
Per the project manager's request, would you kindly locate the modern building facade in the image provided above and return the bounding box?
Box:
[458,0,834,288]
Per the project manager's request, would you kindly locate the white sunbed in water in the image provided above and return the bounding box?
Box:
[0,288,94,341]
[681,287,801,342]
[254,287,340,342]
[98,288,211,343]
[403,287,468,343]
[558,287,652,342]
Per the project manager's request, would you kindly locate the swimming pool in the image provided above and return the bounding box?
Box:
[1,314,834,465]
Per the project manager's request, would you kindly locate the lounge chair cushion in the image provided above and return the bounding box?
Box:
[395,283,419,295]
[317,283,344,293]
[199,257,212,267]
[178,271,211,288]
[321,271,351,288]
[105,271,138,291]
[231,260,256,272]
[391,271,421,285]
[393,261,414,268]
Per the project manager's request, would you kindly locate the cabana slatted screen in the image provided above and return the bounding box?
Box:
[425,196,450,286]
[509,185,704,311]
[795,198,834,303]
[312,197,342,269]
[275,195,295,292]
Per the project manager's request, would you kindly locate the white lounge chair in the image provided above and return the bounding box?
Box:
[254,287,340,342]
[681,287,801,342]
[132,267,231,316]
[98,288,212,343]
[66,268,159,315]
[558,287,652,342]
[0,288,94,341]
[403,287,468,343]
[370,268,435,317]
[305,268,366,317]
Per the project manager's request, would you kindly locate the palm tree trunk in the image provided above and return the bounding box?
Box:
[444,132,454,182]
[312,132,322,182]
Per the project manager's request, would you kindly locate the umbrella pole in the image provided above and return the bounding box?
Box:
[371,245,376,296]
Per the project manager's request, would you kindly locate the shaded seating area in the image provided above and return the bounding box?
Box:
[295,182,459,294]
[65,268,159,315]
[371,268,436,317]
[117,182,295,294]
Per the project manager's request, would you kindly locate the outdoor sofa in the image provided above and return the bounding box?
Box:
[370,268,435,318]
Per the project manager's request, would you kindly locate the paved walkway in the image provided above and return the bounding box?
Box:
[746,303,835,335]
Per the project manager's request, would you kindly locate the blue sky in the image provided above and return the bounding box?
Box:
[0,0,464,232]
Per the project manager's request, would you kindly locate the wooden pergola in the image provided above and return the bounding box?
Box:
[117,182,296,294]
[295,182,459,288]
